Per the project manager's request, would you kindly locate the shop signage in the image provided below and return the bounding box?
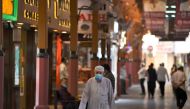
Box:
[79,13,107,22]
[2,0,18,21]
[19,0,70,31]
[23,10,38,21]
[156,42,174,53]
[78,0,108,34]
[143,0,166,37]
[22,0,38,24]
[175,0,190,39]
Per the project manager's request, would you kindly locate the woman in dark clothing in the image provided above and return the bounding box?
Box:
[147,63,157,98]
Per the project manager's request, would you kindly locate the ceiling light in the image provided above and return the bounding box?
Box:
[62,31,67,33]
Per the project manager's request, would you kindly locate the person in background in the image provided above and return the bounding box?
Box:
[120,61,127,94]
[137,64,146,95]
[157,63,169,98]
[54,74,79,109]
[55,57,79,109]
[171,64,178,96]
[147,63,157,99]
[102,64,115,92]
[171,64,177,76]
[60,57,68,88]
[171,66,187,109]
[54,81,78,109]
[79,65,113,109]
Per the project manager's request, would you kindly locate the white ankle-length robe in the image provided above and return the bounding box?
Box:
[79,77,113,109]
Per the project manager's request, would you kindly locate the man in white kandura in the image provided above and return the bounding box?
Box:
[78,65,113,109]
[138,64,147,95]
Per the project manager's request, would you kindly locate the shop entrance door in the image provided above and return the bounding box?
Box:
[19,29,36,109]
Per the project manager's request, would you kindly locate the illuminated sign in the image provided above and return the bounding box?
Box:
[23,10,39,21]
[22,0,70,29]
[14,45,20,85]
[59,19,70,28]
[2,0,18,21]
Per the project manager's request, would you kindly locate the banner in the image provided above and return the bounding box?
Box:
[175,0,190,38]
[143,0,166,36]
[2,0,18,21]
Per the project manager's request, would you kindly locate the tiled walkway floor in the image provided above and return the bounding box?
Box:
[50,83,190,109]
[114,83,190,109]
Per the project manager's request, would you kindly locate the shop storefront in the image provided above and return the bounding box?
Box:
[2,0,19,109]
[3,0,70,109]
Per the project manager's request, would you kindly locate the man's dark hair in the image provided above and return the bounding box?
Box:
[178,66,184,72]
[149,63,154,68]
[102,64,111,72]
[61,57,66,63]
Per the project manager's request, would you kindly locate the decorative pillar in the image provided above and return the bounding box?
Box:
[100,32,106,65]
[126,24,141,84]
[125,62,132,87]
[0,52,3,109]
[91,3,99,77]
[131,43,141,84]
[13,24,26,109]
[34,0,49,109]
[125,28,136,85]
[0,1,4,109]
[107,37,111,66]
[69,0,78,97]
[117,59,121,97]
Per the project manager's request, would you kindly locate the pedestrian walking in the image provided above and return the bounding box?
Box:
[157,63,169,98]
[102,64,115,91]
[79,65,113,109]
[120,61,127,94]
[137,64,146,95]
[147,63,157,98]
[171,64,178,96]
[60,57,68,88]
[171,64,177,76]
[171,66,187,109]
[170,64,177,96]
[54,84,78,109]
